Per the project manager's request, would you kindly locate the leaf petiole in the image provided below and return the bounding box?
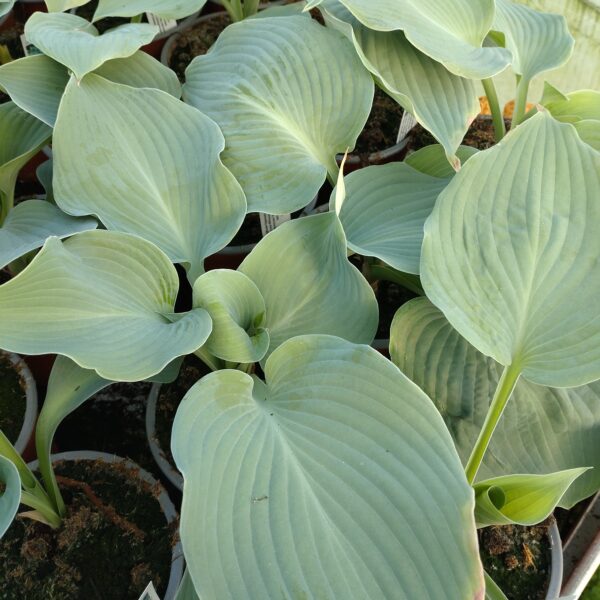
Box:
[465,362,521,484]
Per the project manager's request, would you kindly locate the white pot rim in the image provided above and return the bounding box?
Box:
[1,351,38,456]
[146,383,184,491]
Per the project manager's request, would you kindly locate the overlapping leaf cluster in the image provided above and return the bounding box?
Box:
[0,0,598,598]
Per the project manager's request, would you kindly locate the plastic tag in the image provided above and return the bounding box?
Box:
[20,34,42,57]
[146,13,178,33]
[260,213,291,236]
[137,582,161,600]
[397,112,418,143]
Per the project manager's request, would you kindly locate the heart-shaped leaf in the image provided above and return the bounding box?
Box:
[184,15,373,214]
[24,12,157,80]
[0,102,51,218]
[331,162,450,274]
[53,74,245,280]
[493,0,574,82]
[0,199,97,270]
[0,52,180,127]
[421,113,600,388]
[319,1,480,162]
[172,334,484,599]
[94,0,206,21]
[474,469,588,527]
[0,454,20,539]
[390,298,600,508]
[193,270,269,364]
[239,212,378,362]
[0,230,212,381]
[307,0,511,79]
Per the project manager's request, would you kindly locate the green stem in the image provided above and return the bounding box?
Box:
[194,347,225,372]
[130,13,143,23]
[220,0,244,21]
[0,44,13,65]
[0,189,11,227]
[481,78,505,142]
[243,0,261,17]
[0,431,62,527]
[511,77,531,127]
[465,363,521,484]
[20,491,62,529]
[369,264,425,296]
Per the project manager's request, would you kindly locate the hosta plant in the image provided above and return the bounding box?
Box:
[0,2,598,599]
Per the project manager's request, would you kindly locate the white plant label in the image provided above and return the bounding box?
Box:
[146,13,177,33]
[397,112,418,143]
[20,34,41,57]
[260,213,291,236]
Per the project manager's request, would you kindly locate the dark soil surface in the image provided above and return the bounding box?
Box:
[374,280,417,341]
[0,351,27,445]
[154,356,209,470]
[0,22,25,65]
[407,115,513,153]
[230,212,263,247]
[55,382,158,479]
[0,458,174,599]
[353,87,404,160]
[479,520,553,600]
[169,12,231,80]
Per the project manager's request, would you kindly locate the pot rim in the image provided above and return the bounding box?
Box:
[146,383,184,491]
[1,351,38,456]
[28,450,184,600]
[160,1,287,66]
[547,518,563,599]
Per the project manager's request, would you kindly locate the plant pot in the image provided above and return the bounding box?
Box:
[560,491,600,597]
[145,356,210,491]
[54,381,161,483]
[336,87,411,173]
[160,11,230,76]
[146,383,184,490]
[479,519,563,600]
[0,451,183,599]
[0,350,37,459]
[161,2,288,76]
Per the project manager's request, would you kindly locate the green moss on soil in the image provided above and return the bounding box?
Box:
[0,458,174,599]
[0,352,27,445]
[479,520,552,600]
